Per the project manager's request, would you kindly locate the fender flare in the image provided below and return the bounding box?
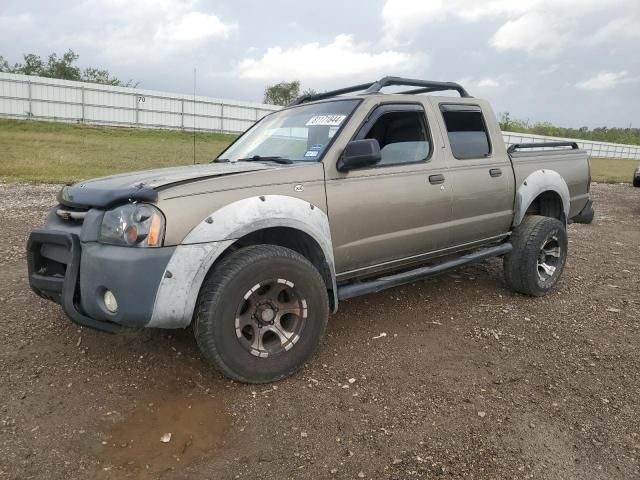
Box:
[513,169,570,228]
[148,195,337,328]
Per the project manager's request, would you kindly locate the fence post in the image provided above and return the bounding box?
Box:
[181,98,184,130]
[81,86,85,123]
[27,79,32,119]
[220,103,225,133]
[135,94,139,126]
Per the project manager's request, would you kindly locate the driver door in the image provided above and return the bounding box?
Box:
[324,103,453,279]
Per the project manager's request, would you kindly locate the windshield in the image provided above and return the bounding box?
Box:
[218,99,360,162]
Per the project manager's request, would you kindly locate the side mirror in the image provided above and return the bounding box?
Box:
[337,139,381,172]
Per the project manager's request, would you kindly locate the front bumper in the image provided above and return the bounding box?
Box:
[27,229,174,332]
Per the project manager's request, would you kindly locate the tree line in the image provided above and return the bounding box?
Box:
[499,112,640,146]
[0,49,138,87]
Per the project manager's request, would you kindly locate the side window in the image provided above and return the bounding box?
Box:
[359,108,431,166]
[440,104,491,159]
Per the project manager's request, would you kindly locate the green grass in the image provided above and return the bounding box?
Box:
[589,158,638,184]
[0,119,637,184]
[0,119,237,184]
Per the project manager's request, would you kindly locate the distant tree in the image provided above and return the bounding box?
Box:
[0,56,10,72]
[0,49,138,87]
[15,53,46,76]
[264,80,300,106]
[499,111,640,146]
[82,67,119,85]
[44,50,81,80]
[301,88,318,97]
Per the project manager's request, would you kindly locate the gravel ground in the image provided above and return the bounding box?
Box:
[0,182,639,480]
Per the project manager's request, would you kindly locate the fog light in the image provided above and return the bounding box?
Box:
[104,290,118,313]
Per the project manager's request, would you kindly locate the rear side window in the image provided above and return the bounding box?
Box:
[358,108,431,166]
[440,104,491,159]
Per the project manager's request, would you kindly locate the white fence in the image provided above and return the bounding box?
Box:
[0,72,279,134]
[1,72,639,159]
[503,131,640,160]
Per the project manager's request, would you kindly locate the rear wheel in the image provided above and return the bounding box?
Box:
[193,244,329,383]
[503,215,568,296]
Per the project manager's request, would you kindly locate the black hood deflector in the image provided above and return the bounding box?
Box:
[57,184,158,209]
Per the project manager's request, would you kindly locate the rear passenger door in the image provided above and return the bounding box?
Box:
[434,102,515,245]
[325,103,453,278]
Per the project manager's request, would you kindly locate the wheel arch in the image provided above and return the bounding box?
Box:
[513,169,570,227]
[226,226,335,306]
[148,195,337,329]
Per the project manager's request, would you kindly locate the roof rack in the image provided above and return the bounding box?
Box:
[291,76,471,105]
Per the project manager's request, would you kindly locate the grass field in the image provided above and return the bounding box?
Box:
[0,119,237,184]
[0,118,637,184]
[588,158,637,183]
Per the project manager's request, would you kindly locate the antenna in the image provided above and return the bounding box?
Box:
[193,68,196,165]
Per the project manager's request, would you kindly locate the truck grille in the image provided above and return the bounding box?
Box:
[55,207,88,223]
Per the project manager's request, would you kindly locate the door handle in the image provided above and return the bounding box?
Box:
[429,174,445,185]
[489,168,502,177]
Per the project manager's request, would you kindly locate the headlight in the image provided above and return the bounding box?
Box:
[100,203,165,247]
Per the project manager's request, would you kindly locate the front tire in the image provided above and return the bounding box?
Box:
[503,215,568,296]
[193,244,329,383]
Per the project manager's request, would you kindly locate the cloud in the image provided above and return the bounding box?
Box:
[381,0,533,44]
[459,75,517,92]
[64,0,236,64]
[156,12,235,42]
[477,78,500,88]
[489,13,570,56]
[589,16,640,45]
[0,13,34,28]
[576,71,631,90]
[381,0,637,55]
[235,34,424,81]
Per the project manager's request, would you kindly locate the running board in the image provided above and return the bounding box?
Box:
[337,243,513,300]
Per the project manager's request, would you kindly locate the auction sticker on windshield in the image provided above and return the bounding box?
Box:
[306,115,346,127]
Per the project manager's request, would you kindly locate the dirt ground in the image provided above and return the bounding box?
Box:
[0,182,639,480]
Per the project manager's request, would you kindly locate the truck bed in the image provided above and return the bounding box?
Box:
[508,144,591,220]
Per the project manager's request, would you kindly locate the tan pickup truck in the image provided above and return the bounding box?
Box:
[27,77,594,383]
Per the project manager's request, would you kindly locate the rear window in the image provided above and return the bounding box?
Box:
[440,104,491,159]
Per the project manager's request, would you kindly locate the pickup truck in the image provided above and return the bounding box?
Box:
[27,77,594,383]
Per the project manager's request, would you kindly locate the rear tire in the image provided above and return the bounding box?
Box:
[503,215,568,296]
[193,244,329,383]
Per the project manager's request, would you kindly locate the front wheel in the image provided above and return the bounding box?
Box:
[193,244,329,383]
[503,215,568,296]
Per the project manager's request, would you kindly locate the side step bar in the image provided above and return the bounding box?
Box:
[337,243,513,300]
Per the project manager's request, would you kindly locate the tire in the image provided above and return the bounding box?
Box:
[503,215,568,297]
[193,244,329,383]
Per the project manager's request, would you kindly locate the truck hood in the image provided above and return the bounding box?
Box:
[57,162,273,208]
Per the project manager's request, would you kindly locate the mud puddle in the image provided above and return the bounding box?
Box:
[91,389,228,479]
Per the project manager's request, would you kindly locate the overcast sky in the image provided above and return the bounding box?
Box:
[1,0,639,127]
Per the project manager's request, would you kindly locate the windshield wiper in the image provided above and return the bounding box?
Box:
[237,155,293,165]
[214,155,293,164]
